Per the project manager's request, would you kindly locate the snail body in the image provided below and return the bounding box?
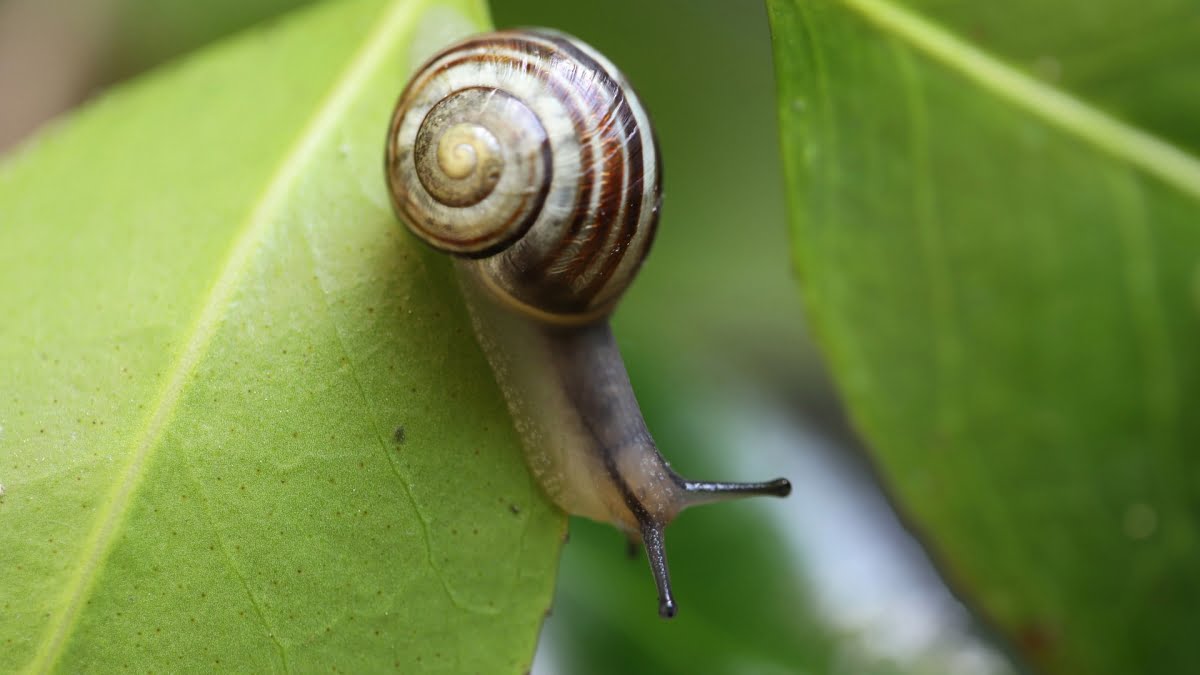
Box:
[386,29,790,618]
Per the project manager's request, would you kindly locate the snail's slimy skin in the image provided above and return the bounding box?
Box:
[457,264,705,618]
[386,29,791,619]
[457,263,686,532]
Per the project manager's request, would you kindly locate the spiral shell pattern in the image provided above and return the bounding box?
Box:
[386,29,662,324]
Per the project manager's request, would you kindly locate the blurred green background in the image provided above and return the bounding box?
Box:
[0,0,1018,672]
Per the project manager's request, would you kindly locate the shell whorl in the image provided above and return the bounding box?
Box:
[386,29,662,324]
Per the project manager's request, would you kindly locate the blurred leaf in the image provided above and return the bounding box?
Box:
[481,1,836,672]
[769,0,1200,673]
[0,0,566,672]
[103,0,321,78]
[542,355,836,675]
[490,2,1013,674]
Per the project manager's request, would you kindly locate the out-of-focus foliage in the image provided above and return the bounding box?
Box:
[103,0,319,78]
[770,0,1200,673]
[0,1,566,672]
[493,1,1010,674]
[22,0,1181,672]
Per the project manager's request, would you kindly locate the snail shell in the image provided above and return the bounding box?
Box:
[386,29,661,325]
[385,29,789,619]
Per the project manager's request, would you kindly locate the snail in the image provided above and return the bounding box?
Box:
[384,28,791,618]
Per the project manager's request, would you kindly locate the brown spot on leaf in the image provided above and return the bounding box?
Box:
[1016,619,1058,660]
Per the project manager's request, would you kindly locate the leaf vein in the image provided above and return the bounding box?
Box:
[178,458,291,671]
[1107,172,1180,445]
[842,0,1200,200]
[26,1,429,669]
[298,226,497,618]
[894,39,965,444]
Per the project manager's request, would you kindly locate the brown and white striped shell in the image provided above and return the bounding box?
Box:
[384,29,791,620]
[385,29,662,325]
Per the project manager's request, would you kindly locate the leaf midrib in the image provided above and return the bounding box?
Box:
[842,0,1200,200]
[26,1,423,669]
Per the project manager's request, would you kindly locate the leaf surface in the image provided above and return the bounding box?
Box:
[0,1,564,671]
[768,1,1200,673]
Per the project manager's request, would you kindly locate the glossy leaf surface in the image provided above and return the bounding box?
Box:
[769,1,1200,672]
[0,1,564,671]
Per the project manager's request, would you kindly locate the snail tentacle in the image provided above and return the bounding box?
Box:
[385,28,790,619]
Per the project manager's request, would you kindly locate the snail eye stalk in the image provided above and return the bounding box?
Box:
[385,28,791,620]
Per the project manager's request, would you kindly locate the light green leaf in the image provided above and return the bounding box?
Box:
[769,0,1200,673]
[0,0,564,671]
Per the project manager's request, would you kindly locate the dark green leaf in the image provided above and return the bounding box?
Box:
[769,0,1200,672]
